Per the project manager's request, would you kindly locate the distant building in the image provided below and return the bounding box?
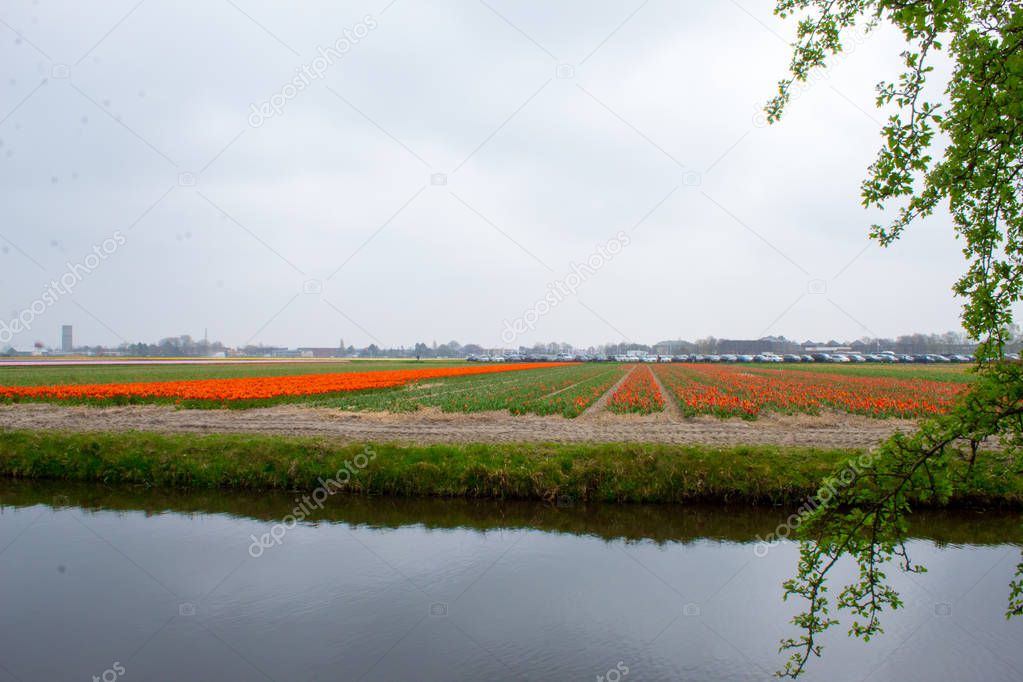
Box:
[718,337,800,355]
[61,325,73,353]
[803,345,852,353]
[297,347,344,358]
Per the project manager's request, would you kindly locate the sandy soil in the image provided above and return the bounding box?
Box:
[0,403,918,448]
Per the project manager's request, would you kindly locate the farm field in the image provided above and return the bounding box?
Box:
[0,362,980,448]
[0,357,983,429]
[0,361,972,420]
[312,362,627,417]
[0,362,582,407]
[0,358,468,387]
[609,365,665,414]
[652,363,967,418]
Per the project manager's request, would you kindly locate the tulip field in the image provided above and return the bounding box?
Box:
[321,362,627,417]
[651,363,967,418]
[0,362,568,405]
[0,359,971,419]
[609,365,665,414]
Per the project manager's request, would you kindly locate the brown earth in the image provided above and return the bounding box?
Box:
[0,403,918,448]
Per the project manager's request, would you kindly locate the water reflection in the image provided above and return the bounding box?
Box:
[2,479,1020,546]
[0,480,1020,681]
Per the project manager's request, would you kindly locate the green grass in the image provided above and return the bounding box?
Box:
[0,430,1017,506]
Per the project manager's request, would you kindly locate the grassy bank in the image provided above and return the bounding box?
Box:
[0,430,1018,506]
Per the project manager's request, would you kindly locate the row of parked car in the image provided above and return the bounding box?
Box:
[466,352,1021,364]
[658,352,982,364]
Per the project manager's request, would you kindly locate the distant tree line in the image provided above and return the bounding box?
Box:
[7,327,1018,358]
[116,335,227,357]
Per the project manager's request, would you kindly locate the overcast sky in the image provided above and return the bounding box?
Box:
[1,0,1011,350]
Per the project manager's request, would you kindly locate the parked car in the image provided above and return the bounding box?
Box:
[737,355,754,363]
[811,353,832,362]
[783,354,802,362]
[832,355,851,363]
[720,354,738,363]
[801,355,815,363]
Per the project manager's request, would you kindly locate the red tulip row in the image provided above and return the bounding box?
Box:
[609,365,665,414]
[652,364,966,418]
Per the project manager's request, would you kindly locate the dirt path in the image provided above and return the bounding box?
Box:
[0,403,919,448]
[581,365,636,417]
[649,365,682,421]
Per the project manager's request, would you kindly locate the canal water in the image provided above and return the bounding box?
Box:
[0,481,1020,681]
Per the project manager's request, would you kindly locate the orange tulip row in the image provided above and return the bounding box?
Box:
[0,363,574,403]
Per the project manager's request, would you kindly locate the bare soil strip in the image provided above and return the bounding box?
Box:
[581,365,636,417]
[0,403,918,448]
[649,366,681,421]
